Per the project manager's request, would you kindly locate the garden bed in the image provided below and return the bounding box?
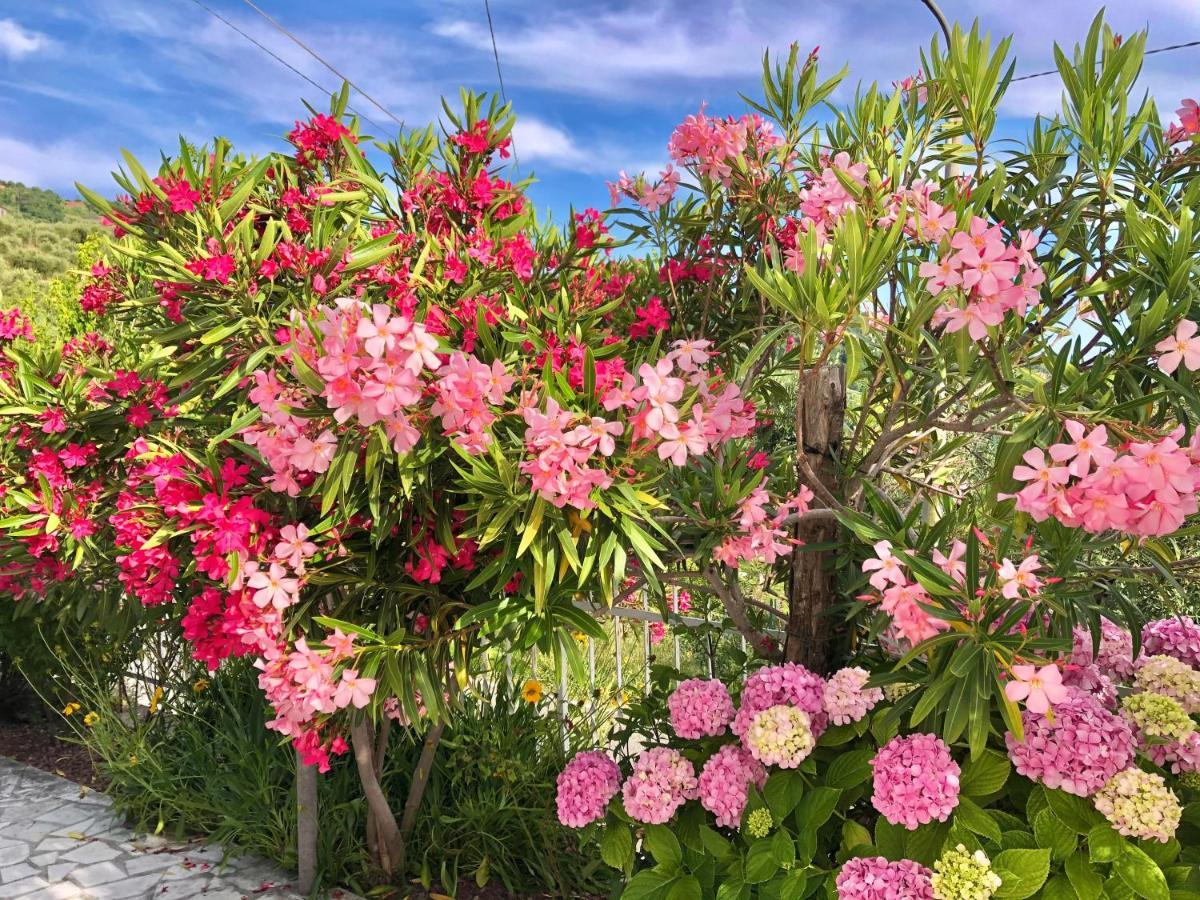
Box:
[0,719,103,790]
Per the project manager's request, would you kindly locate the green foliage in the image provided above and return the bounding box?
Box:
[0,181,67,222]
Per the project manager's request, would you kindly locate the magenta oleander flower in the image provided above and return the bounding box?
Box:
[1142,617,1200,669]
[744,704,816,768]
[1005,688,1136,796]
[622,747,699,825]
[555,750,621,828]
[668,678,735,739]
[835,856,934,899]
[698,744,767,828]
[1145,731,1200,775]
[871,733,960,830]
[823,667,884,726]
[732,663,827,739]
[1070,617,1137,680]
[1094,768,1182,843]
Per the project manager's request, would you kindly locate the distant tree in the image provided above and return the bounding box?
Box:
[0,181,66,223]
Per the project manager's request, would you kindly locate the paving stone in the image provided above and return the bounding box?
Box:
[123,853,177,876]
[44,863,74,883]
[67,860,126,888]
[86,873,165,899]
[0,845,30,866]
[0,863,38,885]
[16,886,87,900]
[0,874,49,897]
[60,844,120,865]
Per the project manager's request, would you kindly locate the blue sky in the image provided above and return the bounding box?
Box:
[1,0,1198,220]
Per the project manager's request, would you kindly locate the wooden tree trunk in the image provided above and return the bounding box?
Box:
[785,365,846,672]
[296,751,318,894]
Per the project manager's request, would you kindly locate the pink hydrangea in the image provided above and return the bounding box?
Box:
[1061,662,1118,709]
[835,856,934,899]
[732,663,827,739]
[1005,689,1136,796]
[823,667,884,725]
[668,678,735,739]
[1145,732,1200,775]
[1142,616,1200,669]
[1071,618,1137,680]
[871,734,961,830]
[622,747,699,825]
[556,750,621,828]
[698,744,767,828]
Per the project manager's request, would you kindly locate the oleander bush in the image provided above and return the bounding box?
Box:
[2,8,1200,898]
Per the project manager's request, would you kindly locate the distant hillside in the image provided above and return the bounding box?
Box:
[0,181,72,223]
[0,185,102,347]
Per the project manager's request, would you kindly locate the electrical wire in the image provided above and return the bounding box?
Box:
[1010,38,1200,82]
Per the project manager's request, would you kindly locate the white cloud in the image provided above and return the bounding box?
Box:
[0,19,52,60]
[0,136,120,194]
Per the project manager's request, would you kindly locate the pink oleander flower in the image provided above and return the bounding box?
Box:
[1135,655,1200,714]
[247,562,300,610]
[697,744,766,828]
[862,540,907,590]
[823,667,884,726]
[332,668,376,709]
[1005,688,1136,796]
[744,705,815,768]
[622,747,699,825]
[1093,768,1181,843]
[556,750,621,828]
[871,734,960,830]
[997,555,1042,599]
[1005,663,1068,714]
[668,678,735,739]
[1142,616,1200,668]
[1155,320,1200,375]
[732,663,827,739]
[1070,618,1137,680]
[835,856,934,900]
[932,540,966,583]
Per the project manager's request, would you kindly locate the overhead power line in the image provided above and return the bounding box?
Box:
[238,0,405,131]
[184,0,386,133]
[482,0,519,169]
[1010,38,1200,83]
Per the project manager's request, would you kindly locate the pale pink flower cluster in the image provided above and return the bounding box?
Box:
[668,678,735,739]
[607,166,681,212]
[1142,616,1200,668]
[823,667,884,725]
[835,857,934,900]
[257,628,374,742]
[861,540,949,645]
[713,483,813,567]
[732,662,828,739]
[1070,617,1137,680]
[1004,689,1135,796]
[797,153,867,226]
[667,105,781,185]
[519,396,615,510]
[242,370,336,496]
[621,747,699,825]
[1008,423,1200,537]
[430,351,514,453]
[697,744,766,828]
[923,215,1044,341]
[1135,654,1200,714]
[555,750,622,828]
[870,733,961,830]
[744,704,815,768]
[1093,768,1181,843]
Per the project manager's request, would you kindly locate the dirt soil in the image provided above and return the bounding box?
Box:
[0,719,105,789]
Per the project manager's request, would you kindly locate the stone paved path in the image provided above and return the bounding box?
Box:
[0,756,320,899]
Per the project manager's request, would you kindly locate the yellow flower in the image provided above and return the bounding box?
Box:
[192,678,210,694]
[521,679,544,704]
[62,702,81,717]
[148,686,164,715]
[128,755,138,765]
[83,712,99,727]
